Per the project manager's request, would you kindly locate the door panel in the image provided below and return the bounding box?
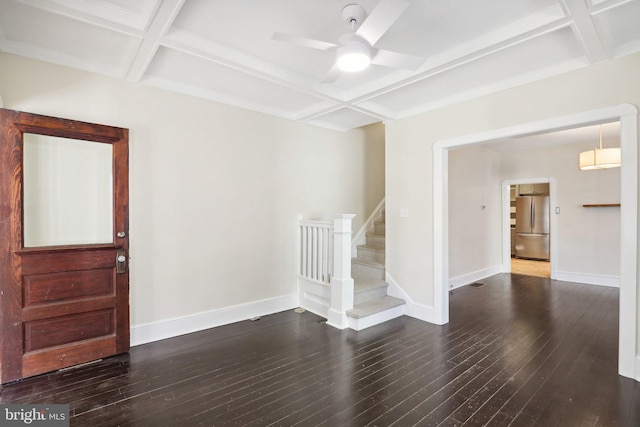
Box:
[515,234,550,260]
[23,133,114,247]
[0,109,129,383]
[531,196,550,234]
[515,197,532,233]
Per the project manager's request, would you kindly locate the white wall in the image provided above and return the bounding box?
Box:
[448,137,621,287]
[386,51,640,367]
[500,140,621,282]
[0,53,385,339]
[448,145,502,283]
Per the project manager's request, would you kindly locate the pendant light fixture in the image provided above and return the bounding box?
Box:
[579,125,621,170]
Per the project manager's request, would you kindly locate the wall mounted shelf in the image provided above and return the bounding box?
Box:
[582,204,621,208]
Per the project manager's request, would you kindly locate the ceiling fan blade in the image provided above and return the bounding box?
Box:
[355,0,410,46]
[372,49,424,71]
[320,64,342,84]
[272,32,339,52]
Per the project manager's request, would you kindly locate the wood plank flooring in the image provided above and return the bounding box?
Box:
[1,274,639,426]
[511,258,550,278]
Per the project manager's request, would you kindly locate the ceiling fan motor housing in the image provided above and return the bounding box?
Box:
[342,4,366,27]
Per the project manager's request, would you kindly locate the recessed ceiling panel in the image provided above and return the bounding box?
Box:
[48,0,160,30]
[374,0,563,57]
[369,27,586,114]
[171,0,348,80]
[0,1,141,76]
[144,47,334,117]
[305,108,381,132]
[593,1,640,56]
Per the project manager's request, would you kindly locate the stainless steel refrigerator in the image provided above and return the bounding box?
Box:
[515,196,549,260]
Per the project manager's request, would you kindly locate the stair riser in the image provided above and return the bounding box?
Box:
[366,234,385,247]
[351,262,385,280]
[373,222,386,234]
[355,285,388,305]
[357,247,385,264]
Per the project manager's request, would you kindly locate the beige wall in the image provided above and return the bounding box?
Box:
[448,138,621,285]
[386,51,640,357]
[0,53,385,329]
[448,146,502,280]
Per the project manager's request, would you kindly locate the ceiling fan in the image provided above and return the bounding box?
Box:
[272,0,423,83]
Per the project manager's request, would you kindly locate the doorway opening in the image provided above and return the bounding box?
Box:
[507,180,553,279]
[433,104,638,380]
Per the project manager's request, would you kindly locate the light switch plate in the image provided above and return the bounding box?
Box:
[400,208,409,218]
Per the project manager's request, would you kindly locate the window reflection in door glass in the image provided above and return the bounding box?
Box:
[23,134,113,247]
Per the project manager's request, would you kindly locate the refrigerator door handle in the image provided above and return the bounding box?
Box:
[531,199,534,231]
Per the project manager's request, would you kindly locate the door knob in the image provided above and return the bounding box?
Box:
[116,250,127,274]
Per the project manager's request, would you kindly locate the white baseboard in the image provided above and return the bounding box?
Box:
[555,271,620,287]
[130,293,298,347]
[386,273,441,324]
[448,265,503,290]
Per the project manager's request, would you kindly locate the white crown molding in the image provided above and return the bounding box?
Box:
[391,58,589,121]
[140,75,301,121]
[161,29,345,102]
[343,5,569,103]
[1,39,128,78]
[13,0,148,35]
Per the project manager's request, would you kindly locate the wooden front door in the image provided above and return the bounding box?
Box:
[0,109,129,383]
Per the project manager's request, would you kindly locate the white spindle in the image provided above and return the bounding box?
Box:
[297,219,334,286]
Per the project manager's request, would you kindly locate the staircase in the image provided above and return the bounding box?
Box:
[346,208,406,329]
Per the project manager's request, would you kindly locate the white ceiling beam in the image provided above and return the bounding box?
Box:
[160,29,345,103]
[13,0,146,36]
[126,0,185,82]
[561,0,610,63]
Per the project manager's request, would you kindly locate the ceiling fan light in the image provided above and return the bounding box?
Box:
[336,40,371,72]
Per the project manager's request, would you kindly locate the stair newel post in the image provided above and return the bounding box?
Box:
[327,214,356,329]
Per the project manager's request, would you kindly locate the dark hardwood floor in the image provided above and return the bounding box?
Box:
[1,273,639,426]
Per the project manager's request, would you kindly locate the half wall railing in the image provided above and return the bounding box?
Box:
[297,214,355,328]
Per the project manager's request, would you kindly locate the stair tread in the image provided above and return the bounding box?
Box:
[347,296,405,319]
[352,258,384,269]
[366,231,385,237]
[357,244,385,252]
[354,277,387,291]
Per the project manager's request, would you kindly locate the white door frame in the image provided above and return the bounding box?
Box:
[433,103,638,380]
[501,178,557,278]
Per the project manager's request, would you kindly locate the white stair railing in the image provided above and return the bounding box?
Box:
[298,219,334,285]
[297,214,355,329]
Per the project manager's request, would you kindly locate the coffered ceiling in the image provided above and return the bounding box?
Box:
[1,0,639,131]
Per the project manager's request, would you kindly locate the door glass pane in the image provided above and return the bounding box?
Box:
[23,134,113,247]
